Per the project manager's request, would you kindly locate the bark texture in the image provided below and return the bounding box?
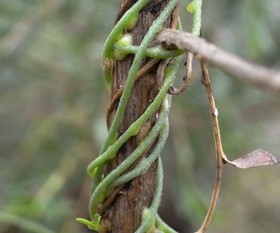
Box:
[100,1,179,232]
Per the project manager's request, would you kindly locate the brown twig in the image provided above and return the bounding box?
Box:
[196,60,224,233]
[158,29,280,92]
[168,52,193,95]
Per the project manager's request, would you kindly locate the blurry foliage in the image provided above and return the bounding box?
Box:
[0,0,279,233]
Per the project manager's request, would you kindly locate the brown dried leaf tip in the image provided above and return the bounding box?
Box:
[224,149,279,169]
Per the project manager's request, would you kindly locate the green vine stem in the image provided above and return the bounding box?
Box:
[114,43,184,60]
[135,157,164,233]
[100,0,180,154]
[93,0,167,187]
[78,0,205,232]
[77,0,206,231]
[78,0,182,231]
[92,0,180,192]
[113,118,169,187]
[187,0,202,36]
[87,56,179,177]
[102,0,149,91]
[88,96,170,217]
[87,54,181,219]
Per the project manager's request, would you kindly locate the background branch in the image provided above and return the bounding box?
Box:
[158,29,280,92]
[0,0,65,54]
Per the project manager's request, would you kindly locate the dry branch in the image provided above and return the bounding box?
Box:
[158,29,280,92]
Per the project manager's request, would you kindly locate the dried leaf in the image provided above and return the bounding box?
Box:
[225,149,279,169]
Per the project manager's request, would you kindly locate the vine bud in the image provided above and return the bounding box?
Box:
[114,33,133,60]
[186,0,196,14]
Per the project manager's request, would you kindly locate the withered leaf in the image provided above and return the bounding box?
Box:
[225,149,279,169]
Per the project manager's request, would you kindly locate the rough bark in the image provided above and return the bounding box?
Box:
[99,1,179,232]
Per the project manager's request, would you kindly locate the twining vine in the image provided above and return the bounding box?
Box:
[77,0,279,232]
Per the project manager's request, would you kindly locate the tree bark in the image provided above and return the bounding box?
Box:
[99,1,179,232]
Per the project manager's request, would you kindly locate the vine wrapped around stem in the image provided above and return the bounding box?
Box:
[79,0,183,232]
[77,0,205,232]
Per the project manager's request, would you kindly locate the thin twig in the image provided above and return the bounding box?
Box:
[196,61,224,233]
[158,29,280,92]
[168,52,193,95]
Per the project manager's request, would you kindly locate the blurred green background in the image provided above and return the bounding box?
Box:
[0,0,279,232]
